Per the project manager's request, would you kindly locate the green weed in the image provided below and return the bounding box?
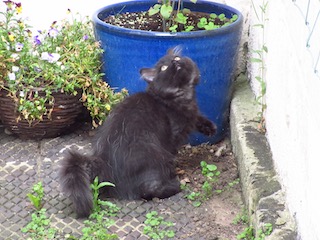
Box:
[21,182,57,239]
[80,176,119,240]
[143,211,175,239]
[237,223,273,240]
[181,160,221,207]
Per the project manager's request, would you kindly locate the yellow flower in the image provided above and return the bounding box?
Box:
[16,4,22,14]
[105,104,111,111]
[8,34,15,42]
[18,21,24,28]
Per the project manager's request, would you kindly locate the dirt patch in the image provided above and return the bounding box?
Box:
[176,139,245,239]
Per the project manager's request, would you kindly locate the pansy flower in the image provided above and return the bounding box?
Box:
[41,52,61,63]
[48,28,59,38]
[3,0,14,10]
[12,66,19,72]
[15,42,23,51]
[8,32,15,41]
[33,35,42,45]
[15,2,22,14]
[8,72,16,81]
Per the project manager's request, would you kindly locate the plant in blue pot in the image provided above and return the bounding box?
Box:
[92,0,243,145]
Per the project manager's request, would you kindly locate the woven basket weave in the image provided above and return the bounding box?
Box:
[0,89,83,139]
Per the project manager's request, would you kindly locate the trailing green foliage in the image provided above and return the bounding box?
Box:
[0,1,127,127]
[143,211,175,239]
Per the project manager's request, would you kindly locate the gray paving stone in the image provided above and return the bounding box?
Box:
[0,125,230,239]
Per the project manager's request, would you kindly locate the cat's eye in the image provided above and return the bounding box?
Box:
[174,57,181,61]
[161,65,168,71]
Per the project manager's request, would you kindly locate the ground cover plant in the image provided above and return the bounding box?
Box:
[22,178,119,239]
[143,211,175,239]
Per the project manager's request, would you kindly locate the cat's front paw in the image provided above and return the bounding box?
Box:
[196,116,216,136]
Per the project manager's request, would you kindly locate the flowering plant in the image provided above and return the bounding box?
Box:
[0,1,127,127]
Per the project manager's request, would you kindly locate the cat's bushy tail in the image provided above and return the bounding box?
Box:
[59,151,106,218]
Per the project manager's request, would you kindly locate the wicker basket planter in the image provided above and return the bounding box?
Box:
[0,88,83,139]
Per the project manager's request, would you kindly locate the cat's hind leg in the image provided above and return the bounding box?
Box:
[138,174,181,200]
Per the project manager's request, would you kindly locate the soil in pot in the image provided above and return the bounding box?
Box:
[104,11,236,32]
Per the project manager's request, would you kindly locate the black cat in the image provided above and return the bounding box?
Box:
[59,48,216,217]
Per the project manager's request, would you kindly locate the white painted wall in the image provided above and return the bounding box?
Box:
[249,0,320,239]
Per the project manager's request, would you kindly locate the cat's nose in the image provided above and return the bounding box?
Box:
[172,60,181,70]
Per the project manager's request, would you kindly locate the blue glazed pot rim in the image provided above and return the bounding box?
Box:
[92,0,243,39]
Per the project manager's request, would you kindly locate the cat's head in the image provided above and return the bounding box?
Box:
[140,47,200,101]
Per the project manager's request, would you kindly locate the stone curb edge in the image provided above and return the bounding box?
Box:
[230,76,297,239]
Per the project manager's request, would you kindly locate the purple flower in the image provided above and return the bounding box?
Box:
[33,35,42,45]
[83,35,89,41]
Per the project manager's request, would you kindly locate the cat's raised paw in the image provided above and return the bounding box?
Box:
[196,116,217,136]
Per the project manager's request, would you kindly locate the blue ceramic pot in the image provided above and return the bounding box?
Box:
[93,0,243,145]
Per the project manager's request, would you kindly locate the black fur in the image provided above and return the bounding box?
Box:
[59,48,216,217]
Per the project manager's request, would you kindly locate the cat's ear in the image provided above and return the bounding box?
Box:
[167,46,182,56]
[140,68,157,83]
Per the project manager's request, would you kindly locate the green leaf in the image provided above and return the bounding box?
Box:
[253,23,264,28]
[148,4,161,16]
[190,0,197,3]
[184,25,194,32]
[182,8,191,14]
[204,22,218,30]
[169,24,178,32]
[160,4,173,20]
[166,230,175,238]
[250,58,262,63]
[175,12,187,24]
[27,193,41,209]
[263,45,268,53]
[206,164,217,172]
[97,182,115,189]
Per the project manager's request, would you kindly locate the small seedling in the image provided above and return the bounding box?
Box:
[26,181,44,211]
[181,161,221,207]
[233,207,249,225]
[237,226,255,240]
[218,13,227,21]
[90,176,118,215]
[80,176,119,240]
[143,211,175,239]
[22,182,57,239]
[147,0,237,32]
[237,223,273,240]
[21,208,57,239]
